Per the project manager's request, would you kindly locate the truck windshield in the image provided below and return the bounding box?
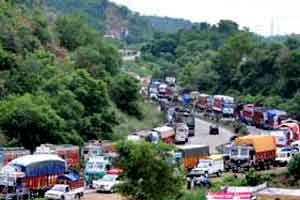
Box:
[240,148,249,156]
[231,148,238,156]
[198,160,210,168]
[52,185,66,192]
[96,162,104,169]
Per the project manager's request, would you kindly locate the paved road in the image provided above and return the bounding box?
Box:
[178,118,234,154]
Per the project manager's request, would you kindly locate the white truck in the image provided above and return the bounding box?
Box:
[45,184,84,200]
[174,123,189,144]
[190,155,224,177]
[275,147,293,166]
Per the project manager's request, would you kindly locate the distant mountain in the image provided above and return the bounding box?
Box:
[21,0,196,44]
[144,16,193,33]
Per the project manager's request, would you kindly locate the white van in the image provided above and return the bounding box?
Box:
[191,155,224,177]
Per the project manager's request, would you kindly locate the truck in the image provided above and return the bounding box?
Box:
[268,128,294,147]
[197,94,213,111]
[212,95,235,117]
[239,104,255,125]
[0,154,66,199]
[153,126,175,144]
[45,172,84,200]
[275,147,293,166]
[191,155,224,177]
[228,135,276,171]
[264,109,288,129]
[35,144,80,168]
[174,123,189,144]
[0,147,30,168]
[82,141,103,161]
[177,145,209,170]
[84,156,111,186]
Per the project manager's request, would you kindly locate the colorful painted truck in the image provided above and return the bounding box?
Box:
[84,156,111,186]
[264,109,288,129]
[198,94,213,111]
[0,147,30,168]
[0,154,66,199]
[228,135,276,171]
[177,145,209,170]
[35,144,80,168]
[212,95,235,117]
[153,126,175,144]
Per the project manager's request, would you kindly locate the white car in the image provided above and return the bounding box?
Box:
[93,174,121,193]
[45,184,84,200]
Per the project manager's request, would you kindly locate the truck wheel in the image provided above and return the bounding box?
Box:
[61,196,65,200]
[75,194,81,199]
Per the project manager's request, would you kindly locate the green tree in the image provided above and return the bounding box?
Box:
[115,141,184,200]
[55,14,98,51]
[288,154,300,179]
[110,74,141,117]
[0,94,66,150]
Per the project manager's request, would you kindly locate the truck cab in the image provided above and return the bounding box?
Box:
[228,145,253,170]
[84,156,111,186]
[276,147,292,166]
[191,155,224,177]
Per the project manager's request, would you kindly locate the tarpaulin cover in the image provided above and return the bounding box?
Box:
[9,154,66,177]
[58,171,80,182]
[183,94,190,105]
[267,109,286,120]
[235,135,276,153]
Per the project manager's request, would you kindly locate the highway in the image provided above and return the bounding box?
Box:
[177,118,234,154]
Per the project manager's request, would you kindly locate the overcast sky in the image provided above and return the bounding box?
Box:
[110,0,300,36]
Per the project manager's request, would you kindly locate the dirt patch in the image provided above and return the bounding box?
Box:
[84,193,125,200]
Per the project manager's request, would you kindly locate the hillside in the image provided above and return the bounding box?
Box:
[0,1,162,150]
[22,0,195,44]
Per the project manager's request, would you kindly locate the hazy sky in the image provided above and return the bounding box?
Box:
[111,0,300,35]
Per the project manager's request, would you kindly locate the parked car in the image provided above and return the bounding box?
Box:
[93,174,121,193]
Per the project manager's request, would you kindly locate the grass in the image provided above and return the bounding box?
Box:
[113,100,164,140]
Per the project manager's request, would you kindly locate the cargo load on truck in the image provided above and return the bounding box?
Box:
[0,147,30,168]
[35,144,80,168]
[0,154,66,198]
[212,95,235,117]
[153,126,175,144]
[265,109,288,129]
[198,94,213,111]
[229,135,276,171]
[177,145,209,170]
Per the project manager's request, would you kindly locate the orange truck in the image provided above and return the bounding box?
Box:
[228,135,276,171]
[177,145,209,170]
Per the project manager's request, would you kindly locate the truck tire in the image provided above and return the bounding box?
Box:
[61,196,65,200]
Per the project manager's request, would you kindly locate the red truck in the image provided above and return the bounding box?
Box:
[0,147,30,168]
[35,144,80,168]
[0,154,66,199]
[212,95,235,117]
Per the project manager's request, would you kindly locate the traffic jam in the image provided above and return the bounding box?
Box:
[0,77,299,200]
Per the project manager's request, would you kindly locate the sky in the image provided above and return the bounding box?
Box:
[110,0,300,36]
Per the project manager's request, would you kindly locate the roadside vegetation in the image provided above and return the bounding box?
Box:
[142,21,300,120]
[0,2,160,150]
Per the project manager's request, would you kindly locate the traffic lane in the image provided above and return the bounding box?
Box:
[83,193,124,200]
[188,118,234,154]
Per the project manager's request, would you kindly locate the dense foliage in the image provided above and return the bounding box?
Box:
[0,2,142,150]
[142,20,300,119]
[115,141,185,200]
